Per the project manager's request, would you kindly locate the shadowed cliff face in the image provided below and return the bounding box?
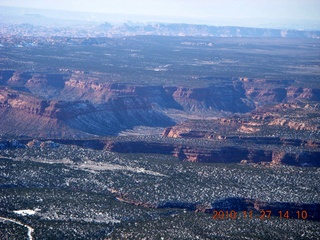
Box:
[1,70,320,139]
[4,136,319,167]
[0,87,174,138]
[172,84,254,112]
[107,188,320,220]
[162,101,320,166]
[103,139,320,167]
[2,71,320,112]
[61,77,254,113]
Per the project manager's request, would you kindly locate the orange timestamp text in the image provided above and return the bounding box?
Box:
[212,210,308,220]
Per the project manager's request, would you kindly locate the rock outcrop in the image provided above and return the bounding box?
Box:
[1,70,320,150]
[161,100,320,166]
[172,84,254,112]
[0,87,174,138]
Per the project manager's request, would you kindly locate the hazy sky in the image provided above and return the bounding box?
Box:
[1,0,320,28]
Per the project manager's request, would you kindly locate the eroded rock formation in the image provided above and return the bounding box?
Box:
[0,70,319,165]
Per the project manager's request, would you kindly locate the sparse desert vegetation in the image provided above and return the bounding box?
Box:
[0,19,319,239]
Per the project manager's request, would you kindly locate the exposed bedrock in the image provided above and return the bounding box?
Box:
[241,78,320,105]
[101,138,320,167]
[1,136,319,167]
[7,71,33,86]
[2,71,320,115]
[1,70,320,138]
[62,78,254,112]
[271,151,320,166]
[286,87,320,102]
[0,88,174,138]
[172,84,254,112]
[171,145,320,166]
[60,76,320,115]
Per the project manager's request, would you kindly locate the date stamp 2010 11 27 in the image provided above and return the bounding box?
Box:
[212,210,308,220]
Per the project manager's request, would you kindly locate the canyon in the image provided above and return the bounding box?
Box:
[1,69,319,167]
[0,25,319,238]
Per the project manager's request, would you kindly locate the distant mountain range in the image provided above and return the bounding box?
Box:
[99,22,320,38]
[1,6,320,38]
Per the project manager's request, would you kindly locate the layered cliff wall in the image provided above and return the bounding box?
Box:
[1,70,320,140]
[0,87,174,138]
[2,71,320,114]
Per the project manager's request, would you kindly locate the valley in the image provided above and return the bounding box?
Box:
[0,31,319,239]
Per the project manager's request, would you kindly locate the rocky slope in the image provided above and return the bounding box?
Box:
[101,138,320,167]
[3,71,320,111]
[1,70,320,142]
[0,87,173,138]
[162,102,320,166]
